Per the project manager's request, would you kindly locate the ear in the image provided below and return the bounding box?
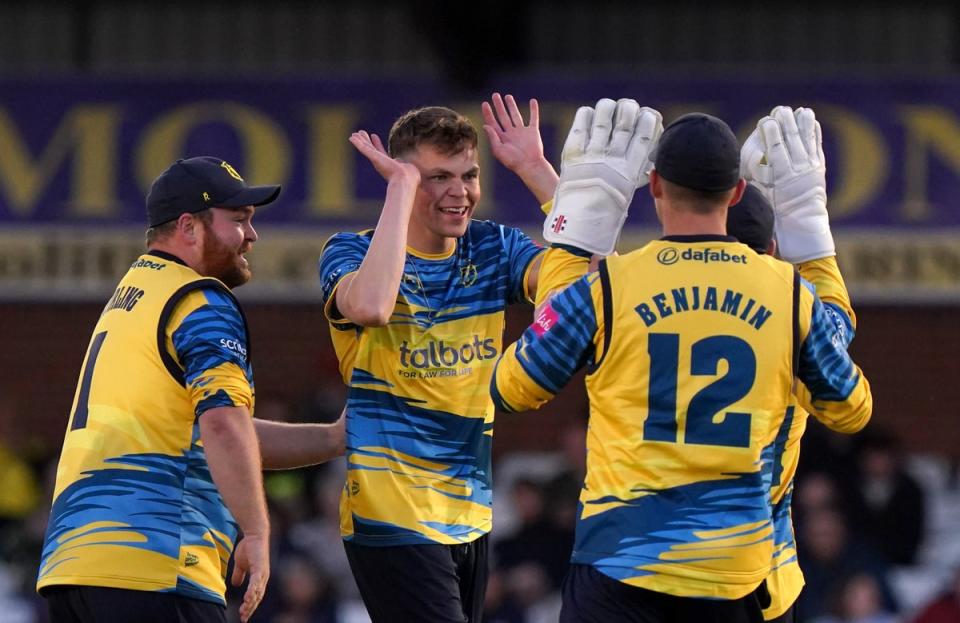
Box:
[649,170,663,199]
[767,238,778,257]
[175,213,199,241]
[728,178,747,206]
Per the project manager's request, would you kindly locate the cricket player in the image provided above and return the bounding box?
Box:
[317,96,663,622]
[37,157,345,623]
[492,107,873,622]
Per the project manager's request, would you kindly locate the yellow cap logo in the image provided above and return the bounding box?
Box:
[220,161,244,182]
[202,192,211,202]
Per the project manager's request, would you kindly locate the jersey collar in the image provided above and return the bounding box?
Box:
[660,234,738,243]
[146,249,188,266]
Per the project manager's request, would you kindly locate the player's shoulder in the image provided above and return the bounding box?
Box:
[467,218,535,246]
[177,280,241,316]
[321,229,374,255]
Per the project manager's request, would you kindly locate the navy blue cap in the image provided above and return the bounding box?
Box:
[146,156,281,227]
[652,113,740,192]
[727,184,774,253]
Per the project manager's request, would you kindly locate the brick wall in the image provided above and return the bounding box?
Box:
[2,303,956,460]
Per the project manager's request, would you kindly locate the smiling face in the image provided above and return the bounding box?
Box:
[197,206,258,288]
[401,144,480,254]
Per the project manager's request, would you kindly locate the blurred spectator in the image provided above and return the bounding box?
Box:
[494,477,570,589]
[494,477,546,563]
[502,562,561,623]
[811,573,898,623]
[271,554,339,623]
[0,407,42,526]
[795,471,846,520]
[797,507,899,621]
[849,430,926,565]
[1,451,58,623]
[912,567,960,623]
[482,570,524,623]
[286,462,360,602]
[796,420,860,493]
[552,420,588,487]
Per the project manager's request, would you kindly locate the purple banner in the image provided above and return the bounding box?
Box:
[1,76,958,228]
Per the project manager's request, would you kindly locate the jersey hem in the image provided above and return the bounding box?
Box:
[37,576,226,606]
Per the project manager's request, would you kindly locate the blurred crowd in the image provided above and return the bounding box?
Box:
[2,399,959,623]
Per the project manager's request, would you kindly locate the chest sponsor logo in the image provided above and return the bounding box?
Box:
[399,336,498,369]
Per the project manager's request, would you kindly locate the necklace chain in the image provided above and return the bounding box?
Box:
[405,238,471,322]
[406,254,435,319]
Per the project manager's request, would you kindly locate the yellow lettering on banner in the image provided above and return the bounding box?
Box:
[0,106,120,218]
[304,106,358,216]
[817,105,887,220]
[136,102,289,208]
[900,105,960,221]
[3,229,960,302]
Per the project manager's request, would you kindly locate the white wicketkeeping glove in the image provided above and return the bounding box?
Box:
[740,106,835,263]
[544,98,663,256]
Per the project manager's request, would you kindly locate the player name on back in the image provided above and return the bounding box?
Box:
[635,286,773,330]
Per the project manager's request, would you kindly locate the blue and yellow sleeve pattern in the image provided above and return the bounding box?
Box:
[318,232,368,325]
[796,282,872,433]
[499,224,544,304]
[492,273,599,412]
[172,287,254,418]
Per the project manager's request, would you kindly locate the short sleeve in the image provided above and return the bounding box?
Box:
[318,232,370,324]
[500,225,544,304]
[169,287,254,418]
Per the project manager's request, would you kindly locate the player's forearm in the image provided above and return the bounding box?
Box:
[338,177,417,326]
[796,296,873,433]
[514,157,559,205]
[799,371,872,433]
[201,406,270,538]
[254,412,345,469]
[495,277,599,412]
[797,257,856,328]
[534,247,592,310]
[491,343,556,412]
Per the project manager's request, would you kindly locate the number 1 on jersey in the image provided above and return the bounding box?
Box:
[71,331,108,431]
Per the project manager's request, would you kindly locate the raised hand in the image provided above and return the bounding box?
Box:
[482,93,546,172]
[482,93,558,204]
[349,130,421,187]
[741,106,833,263]
[543,98,663,255]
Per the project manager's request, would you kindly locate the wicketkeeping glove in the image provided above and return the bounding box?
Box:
[543,98,663,256]
[740,106,835,263]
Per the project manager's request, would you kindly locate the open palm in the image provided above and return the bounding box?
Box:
[482,93,545,172]
[349,131,421,185]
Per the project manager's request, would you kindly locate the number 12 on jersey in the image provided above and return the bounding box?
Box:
[644,332,755,448]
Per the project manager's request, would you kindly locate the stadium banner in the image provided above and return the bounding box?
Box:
[1,226,958,304]
[1,76,959,301]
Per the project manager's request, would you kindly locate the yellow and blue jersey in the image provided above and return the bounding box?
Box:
[319,219,543,546]
[37,251,255,605]
[764,256,859,619]
[492,236,872,600]
[764,403,807,618]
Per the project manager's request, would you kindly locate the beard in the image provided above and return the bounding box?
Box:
[201,226,251,288]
